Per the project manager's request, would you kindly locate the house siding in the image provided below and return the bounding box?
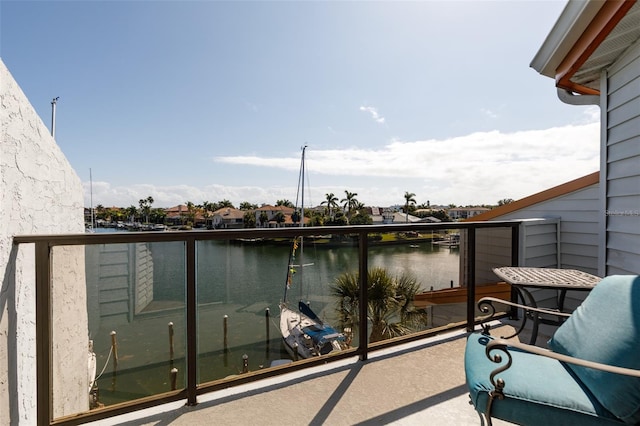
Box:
[481,185,600,276]
[462,219,560,285]
[605,38,640,275]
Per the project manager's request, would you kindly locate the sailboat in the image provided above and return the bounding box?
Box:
[278,146,347,359]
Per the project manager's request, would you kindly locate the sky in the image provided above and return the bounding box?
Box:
[1,0,600,209]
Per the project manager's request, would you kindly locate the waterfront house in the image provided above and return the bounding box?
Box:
[164,204,188,226]
[210,207,245,229]
[253,204,295,227]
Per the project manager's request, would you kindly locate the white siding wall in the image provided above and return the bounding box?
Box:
[486,185,600,276]
[0,60,87,423]
[464,219,561,285]
[470,187,600,309]
[604,38,640,275]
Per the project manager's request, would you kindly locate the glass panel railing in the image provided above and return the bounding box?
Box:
[34,221,522,423]
[195,235,357,382]
[195,238,289,380]
[59,241,188,414]
[358,230,462,342]
[472,226,516,323]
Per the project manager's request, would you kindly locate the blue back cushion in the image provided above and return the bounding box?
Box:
[548,275,640,424]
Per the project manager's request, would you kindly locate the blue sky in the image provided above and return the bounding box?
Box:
[1,0,599,209]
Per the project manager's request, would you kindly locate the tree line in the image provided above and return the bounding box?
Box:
[88,190,511,227]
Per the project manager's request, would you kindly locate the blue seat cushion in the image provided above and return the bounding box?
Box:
[548,275,640,424]
[465,333,622,425]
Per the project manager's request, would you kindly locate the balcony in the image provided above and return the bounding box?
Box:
[12,220,564,425]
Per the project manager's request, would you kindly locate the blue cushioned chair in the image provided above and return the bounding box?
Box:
[465,275,640,426]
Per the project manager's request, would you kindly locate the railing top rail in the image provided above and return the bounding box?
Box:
[13,220,523,246]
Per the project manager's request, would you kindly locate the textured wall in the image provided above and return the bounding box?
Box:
[1,59,88,423]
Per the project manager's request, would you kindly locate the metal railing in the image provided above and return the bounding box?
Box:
[13,220,520,425]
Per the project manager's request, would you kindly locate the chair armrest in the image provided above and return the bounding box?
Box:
[486,338,640,378]
[478,297,573,340]
[479,297,572,319]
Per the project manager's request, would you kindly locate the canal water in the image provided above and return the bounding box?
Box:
[153,238,461,305]
[89,234,460,407]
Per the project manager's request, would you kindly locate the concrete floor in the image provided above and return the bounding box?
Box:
[90,325,526,426]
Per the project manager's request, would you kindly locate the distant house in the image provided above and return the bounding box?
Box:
[447,207,490,221]
[367,207,396,224]
[211,207,244,229]
[164,204,206,227]
[367,207,424,224]
[254,204,295,228]
[164,204,187,225]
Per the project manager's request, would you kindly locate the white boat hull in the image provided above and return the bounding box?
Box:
[279,302,345,359]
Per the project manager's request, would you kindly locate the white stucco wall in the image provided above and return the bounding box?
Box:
[1,59,88,423]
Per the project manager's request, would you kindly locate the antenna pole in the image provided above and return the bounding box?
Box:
[50,97,59,137]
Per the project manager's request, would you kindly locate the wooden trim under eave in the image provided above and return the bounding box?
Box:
[466,171,600,222]
[555,0,636,95]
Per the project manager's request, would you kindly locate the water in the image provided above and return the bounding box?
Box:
[88,235,460,406]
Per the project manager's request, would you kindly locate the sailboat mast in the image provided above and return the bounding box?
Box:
[300,145,306,225]
[282,145,308,303]
[299,145,306,301]
[90,168,95,230]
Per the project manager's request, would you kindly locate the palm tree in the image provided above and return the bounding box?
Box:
[321,193,339,220]
[276,199,294,208]
[202,201,215,212]
[125,205,138,223]
[259,211,269,228]
[291,209,301,225]
[217,199,234,208]
[274,211,285,227]
[150,207,166,224]
[139,196,154,224]
[243,211,256,228]
[185,201,197,225]
[403,191,416,223]
[239,201,258,210]
[341,190,359,222]
[95,204,105,220]
[330,267,428,343]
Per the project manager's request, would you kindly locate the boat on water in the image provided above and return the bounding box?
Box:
[278,146,347,359]
[433,233,460,247]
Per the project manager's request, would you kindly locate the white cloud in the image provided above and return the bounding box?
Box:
[359,105,385,124]
[86,122,600,208]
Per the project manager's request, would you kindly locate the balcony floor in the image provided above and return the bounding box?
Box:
[90,323,539,426]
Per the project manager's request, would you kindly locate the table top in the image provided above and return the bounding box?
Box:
[493,267,601,290]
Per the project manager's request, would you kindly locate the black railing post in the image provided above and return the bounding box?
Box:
[35,241,52,426]
[358,231,368,361]
[466,227,476,332]
[186,238,197,405]
[509,224,520,319]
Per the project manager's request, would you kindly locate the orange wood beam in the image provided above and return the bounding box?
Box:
[556,0,636,95]
[467,172,600,222]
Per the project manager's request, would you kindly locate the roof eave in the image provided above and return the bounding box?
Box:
[530,0,604,78]
[531,0,636,96]
[465,172,600,222]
